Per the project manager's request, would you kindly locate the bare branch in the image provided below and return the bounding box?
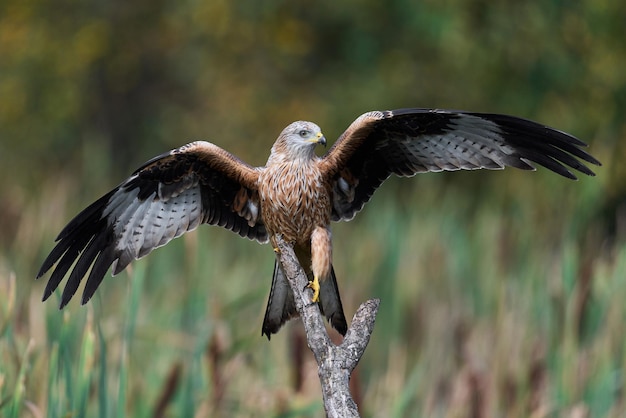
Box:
[275,236,380,418]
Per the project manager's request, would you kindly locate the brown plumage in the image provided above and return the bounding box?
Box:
[37,108,601,339]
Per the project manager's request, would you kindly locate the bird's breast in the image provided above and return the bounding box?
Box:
[258,162,331,244]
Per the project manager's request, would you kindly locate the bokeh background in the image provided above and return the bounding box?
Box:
[1,0,625,416]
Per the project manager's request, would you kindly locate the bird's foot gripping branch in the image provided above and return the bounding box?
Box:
[306,275,321,303]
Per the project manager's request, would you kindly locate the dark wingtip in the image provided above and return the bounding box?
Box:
[470,112,601,180]
[582,151,602,167]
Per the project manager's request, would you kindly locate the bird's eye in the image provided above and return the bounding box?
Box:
[298,130,309,137]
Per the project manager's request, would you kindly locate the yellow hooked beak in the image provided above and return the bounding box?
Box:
[315,131,327,147]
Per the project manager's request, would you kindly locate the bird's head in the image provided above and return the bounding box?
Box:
[270,121,326,162]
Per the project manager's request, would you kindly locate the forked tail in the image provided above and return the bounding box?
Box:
[261,260,347,339]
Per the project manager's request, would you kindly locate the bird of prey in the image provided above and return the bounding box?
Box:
[37,108,600,339]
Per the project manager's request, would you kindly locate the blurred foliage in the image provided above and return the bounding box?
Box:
[1,0,626,416]
[2,0,624,175]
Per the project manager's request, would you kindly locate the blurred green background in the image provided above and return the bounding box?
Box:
[1,0,625,416]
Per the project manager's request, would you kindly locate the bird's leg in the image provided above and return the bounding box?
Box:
[309,226,332,303]
[306,276,321,303]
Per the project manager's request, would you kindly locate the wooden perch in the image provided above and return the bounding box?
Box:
[274,236,380,418]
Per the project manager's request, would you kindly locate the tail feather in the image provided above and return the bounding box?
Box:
[261,260,347,340]
[261,261,297,339]
[319,265,348,336]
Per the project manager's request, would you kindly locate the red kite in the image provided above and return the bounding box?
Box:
[37,108,600,339]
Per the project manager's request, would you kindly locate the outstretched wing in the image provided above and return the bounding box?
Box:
[320,108,601,221]
[37,141,267,308]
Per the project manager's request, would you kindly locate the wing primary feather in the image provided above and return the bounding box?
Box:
[513,148,577,179]
[41,222,101,300]
[55,192,114,241]
[42,241,86,301]
[500,156,536,171]
[59,233,105,308]
[38,193,114,279]
[37,239,74,280]
[112,249,134,276]
[81,244,116,304]
[485,113,601,168]
[529,142,596,176]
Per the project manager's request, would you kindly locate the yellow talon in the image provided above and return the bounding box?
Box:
[307,276,321,303]
[273,247,280,254]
